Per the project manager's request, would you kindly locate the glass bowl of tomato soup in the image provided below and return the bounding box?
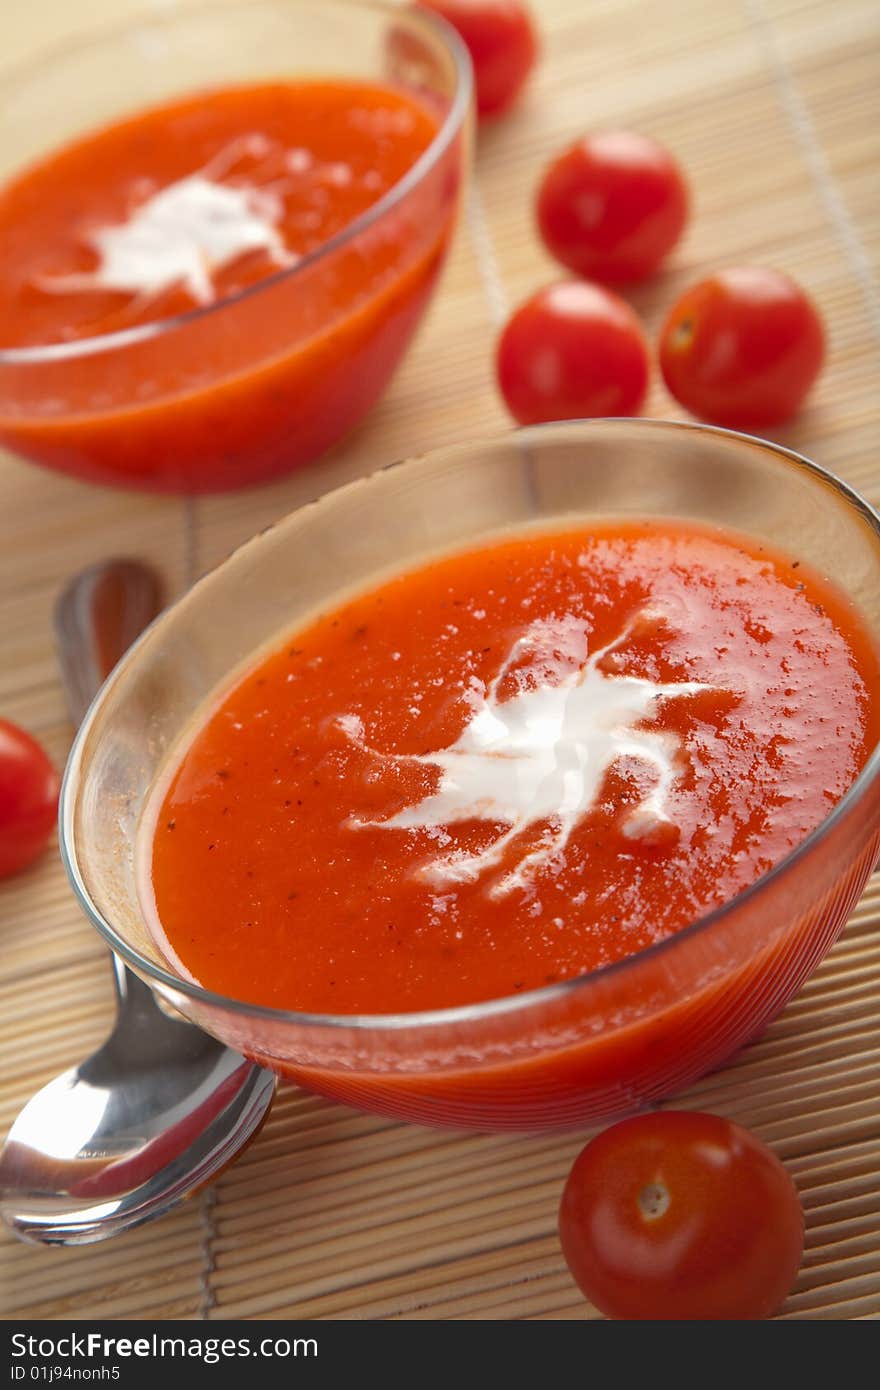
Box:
[0,2,470,493]
[60,421,880,1131]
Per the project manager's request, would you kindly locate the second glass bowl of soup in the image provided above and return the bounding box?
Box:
[0,1,470,493]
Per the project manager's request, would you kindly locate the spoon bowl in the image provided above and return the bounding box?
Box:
[0,958,275,1244]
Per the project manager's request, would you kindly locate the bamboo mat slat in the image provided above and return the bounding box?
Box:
[1,0,878,1321]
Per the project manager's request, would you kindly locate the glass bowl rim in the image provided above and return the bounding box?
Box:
[0,0,473,366]
[59,418,880,1033]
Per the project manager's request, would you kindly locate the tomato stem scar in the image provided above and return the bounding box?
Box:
[638,1181,670,1220]
[671,318,693,351]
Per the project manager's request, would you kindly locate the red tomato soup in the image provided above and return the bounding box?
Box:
[145,521,880,1027]
[0,82,454,491]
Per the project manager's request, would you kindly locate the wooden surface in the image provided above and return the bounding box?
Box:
[1,0,879,1320]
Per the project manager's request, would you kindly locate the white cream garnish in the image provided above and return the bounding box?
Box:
[36,161,295,306]
[341,612,717,897]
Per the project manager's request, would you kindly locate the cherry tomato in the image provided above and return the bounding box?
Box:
[416,1,538,118]
[0,719,60,879]
[559,1110,804,1320]
[659,267,825,430]
[537,131,689,284]
[496,281,650,424]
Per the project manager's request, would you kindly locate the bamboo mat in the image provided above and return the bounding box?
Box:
[1,0,879,1321]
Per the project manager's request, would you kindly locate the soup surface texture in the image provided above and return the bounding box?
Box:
[146,521,880,1012]
[0,81,439,347]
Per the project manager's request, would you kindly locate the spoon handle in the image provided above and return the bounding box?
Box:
[54,559,163,727]
[54,559,164,1013]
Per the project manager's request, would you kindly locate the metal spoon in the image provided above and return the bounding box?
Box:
[0,559,276,1246]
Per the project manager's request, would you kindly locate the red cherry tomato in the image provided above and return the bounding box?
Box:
[537,131,689,284]
[416,1,538,118]
[559,1110,804,1320]
[0,719,60,878]
[496,281,650,425]
[659,267,825,430]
